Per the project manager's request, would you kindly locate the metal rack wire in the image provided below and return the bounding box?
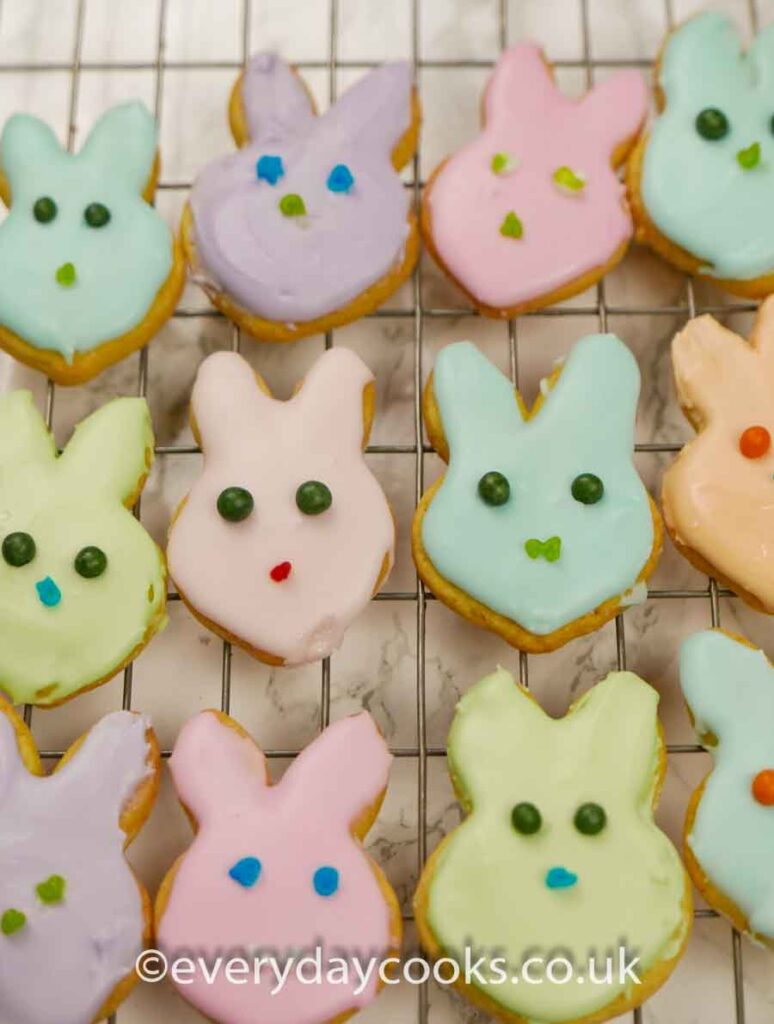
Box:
[1,0,763,1021]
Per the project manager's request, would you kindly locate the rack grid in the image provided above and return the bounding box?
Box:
[0,0,765,1021]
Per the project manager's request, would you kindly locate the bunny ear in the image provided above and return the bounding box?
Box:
[169,711,268,823]
[192,351,270,457]
[294,347,373,449]
[671,315,756,423]
[240,52,316,143]
[320,61,412,157]
[0,391,56,473]
[748,294,774,363]
[749,20,774,96]
[78,101,157,194]
[578,70,647,152]
[660,12,747,105]
[279,713,391,830]
[483,43,560,129]
[57,397,154,505]
[1,114,64,199]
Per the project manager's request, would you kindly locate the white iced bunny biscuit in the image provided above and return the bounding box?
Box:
[167,348,394,665]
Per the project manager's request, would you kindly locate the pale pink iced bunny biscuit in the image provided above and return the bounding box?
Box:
[663,296,774,613]
[167,347,394,665]
[156,710,401,1024]
[423,43,647,316]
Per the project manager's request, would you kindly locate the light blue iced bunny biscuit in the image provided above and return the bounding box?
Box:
[412,335,661,652]
[630,11,774,296]
[0,102,185,385]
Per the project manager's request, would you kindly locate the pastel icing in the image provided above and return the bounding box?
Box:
[0,102,173,361]
[641,12,774,281]
[0,707,155,1024]
[189,52,413,323]
[0,391,167,706]
[680,630,774,941]
[426,43,646,309]
[167,348,394,665]
[663,298,774,611]
[420,335,654,636]
[158,710,398,1024]
[419,667,689,1022]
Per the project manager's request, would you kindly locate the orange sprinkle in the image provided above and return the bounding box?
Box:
[752,769,774,805]
[739,425,771,459]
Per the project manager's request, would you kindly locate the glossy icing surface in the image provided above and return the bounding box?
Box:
[421,336,653,635]
[0,102,173,360]
[159,710,396,1024]
[642,12,774,281]
[167,348,394,665]
[190,53,413,323]
[0,391,167,706]
[428,43,646,309]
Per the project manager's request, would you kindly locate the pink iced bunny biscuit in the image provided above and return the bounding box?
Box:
[167,347,394,666]
[423,43,647,316]
[663,296,774,613]
[156,710,401,1024]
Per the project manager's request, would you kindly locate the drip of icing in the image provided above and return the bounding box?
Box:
[167,348,394,665]
[426,43,646,309]
[680,630,774,940]
[159,710,396,1024]
[641,12,774,281]
[0,710,153,1024]
[420,335,654,636]
[0,102,173,360]
[190,53,413,323]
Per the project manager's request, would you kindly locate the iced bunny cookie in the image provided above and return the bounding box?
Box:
[156,710,401,1024]
[681,630,774,949]
[662,298,774,613]
[0,391,166,707]
[0,698,160,1024]
[167,347,393,665]
[414,667,691,1024]
[0,102,185,385]
[628,12,774,297]
[422,43,647,317]
[182,53,420,342]
[412,335,661,653]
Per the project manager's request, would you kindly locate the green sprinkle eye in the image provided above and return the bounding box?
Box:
[33,196,57,223]
[2,532,36,567]
[695,107,729,141]
[84,202,111,228]
[1,909,26,936]
[217,486,255,522]
[571,473,604,505]
[574,802,607,835]
[74,546,107,579]
[296,480,333,516]
[511,802,542,835]
[36,875,66,905]
[478,471,510,507]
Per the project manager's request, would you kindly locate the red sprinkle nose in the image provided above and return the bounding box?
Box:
[270,561,292,583]
[752,768,774,806]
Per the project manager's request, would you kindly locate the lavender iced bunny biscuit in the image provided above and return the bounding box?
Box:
[182,53,420,342]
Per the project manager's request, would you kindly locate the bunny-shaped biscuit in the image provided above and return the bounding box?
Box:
[0,391,167,706]
[0,698,160,1024]
[681,630,774,948]
[629,12,774,296]
[167,347,393,665]
[423,43,647,316]
[156,710,401,1024]
[183,52,419,342]
[663,298,774,612]
[415,667,691,1024]
[413,335,660,653]
[0,102,184,385]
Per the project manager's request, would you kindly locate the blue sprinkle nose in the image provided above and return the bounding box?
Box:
[545,866,578,890]
[313,865,340,897]
[35,576,61,608]
[228,856,262,888]
[256,155,285,186]
[326,164,355,194]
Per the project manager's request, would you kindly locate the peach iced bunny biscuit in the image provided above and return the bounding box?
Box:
[412,334,661,653]
[167,347,394,665]
[156,710,401,1024]
[663,298,774,613]
[0,102,185,385]
[182,53,420,342]
[422,43,647,317]
[0,698,160,1024]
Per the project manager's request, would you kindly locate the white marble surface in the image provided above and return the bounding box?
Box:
[1,0,774,1022]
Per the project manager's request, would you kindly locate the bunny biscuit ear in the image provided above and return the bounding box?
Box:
[79,101,157,195]
[1,114,64,199]
[671,315,756,424]
[749,20,774,97]
[241,52,316,143]
[321,61,413,158]
[295,347,374,450]
[661,12,747,105]
[0,391,57,472]
[483,43,559,129]
[578,70,647,152]
[192,351,269,457]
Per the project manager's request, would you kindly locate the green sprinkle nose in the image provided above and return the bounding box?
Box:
[279,193,307,217]
[1,909,26,936]
[737,142,761,170]
[553,166,586,193]
[55,262,77,287]
[500,211,523,239]
[491,151,517,175]
[36,875,66,905]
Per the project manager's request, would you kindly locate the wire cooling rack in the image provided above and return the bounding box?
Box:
[0,0,769,1021]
